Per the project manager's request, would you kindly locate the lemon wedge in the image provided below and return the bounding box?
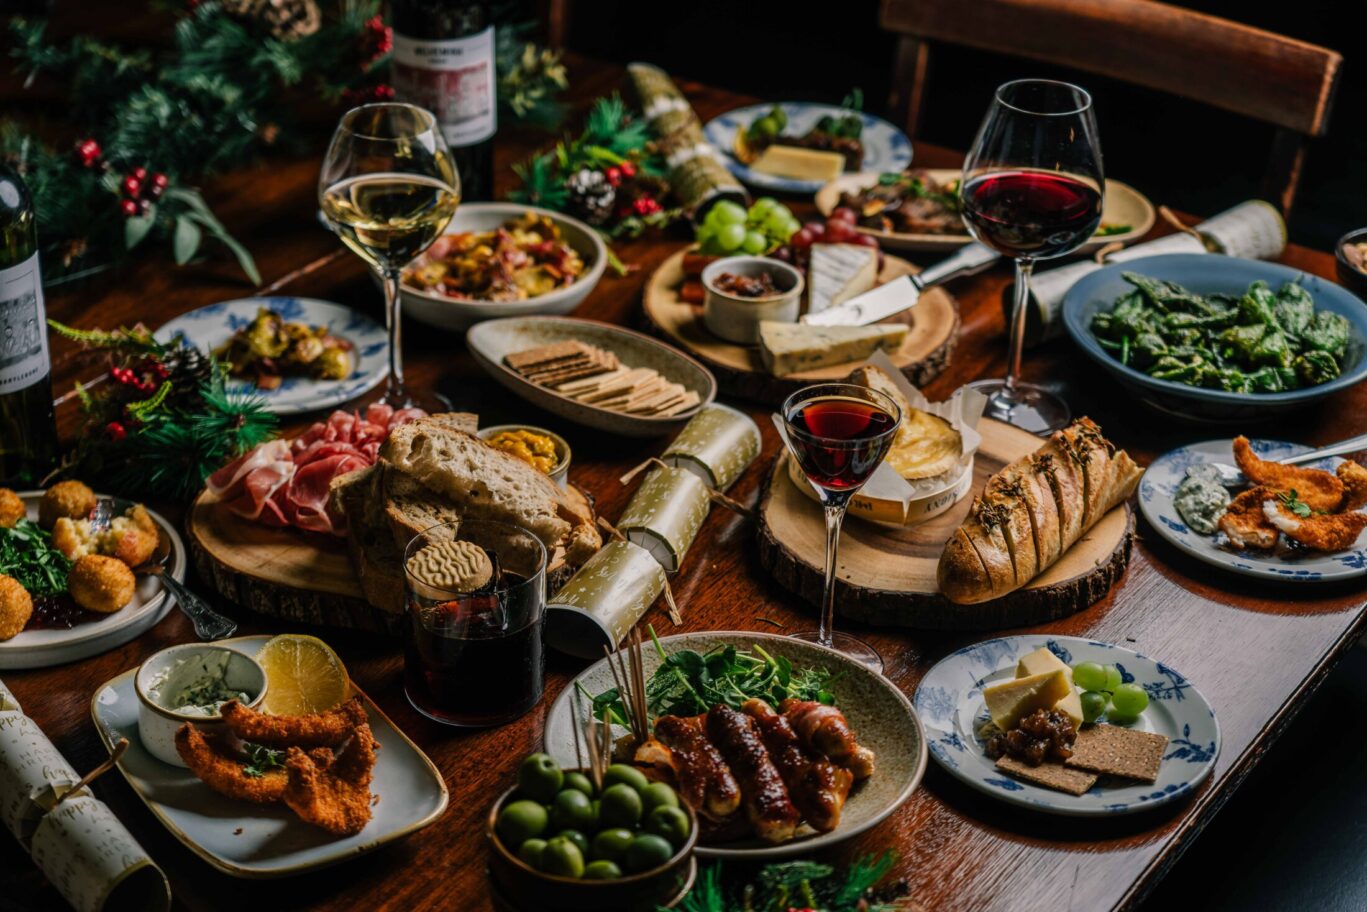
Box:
[255,634,349,715]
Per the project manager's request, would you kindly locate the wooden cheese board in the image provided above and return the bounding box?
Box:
[187,485,592,634]
[756,418,1135,630]
[641,248,959,405]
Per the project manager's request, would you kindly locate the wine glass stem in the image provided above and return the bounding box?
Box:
[1004,258,1034,393]
[381,265,405,403]
[819,501,848,649]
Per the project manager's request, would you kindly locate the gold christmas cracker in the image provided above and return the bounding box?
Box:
[617,465,712,573]
[546,540,667,660]
[662,402,761,491]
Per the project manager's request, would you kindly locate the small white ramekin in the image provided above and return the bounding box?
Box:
[134,644,268,767]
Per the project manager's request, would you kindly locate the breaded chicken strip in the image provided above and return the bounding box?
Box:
[1337,461,1367,512]
[281,724,377,836]
[1264,500,1367,552]
[1217,486,1280,550]
[175,723,287,804]
[1234,436,1344,512]
[220,697,367,749]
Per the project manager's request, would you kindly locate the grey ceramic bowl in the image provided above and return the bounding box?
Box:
[401,203,607,331]
[466,317,718,437]
[1063,253,1367,423]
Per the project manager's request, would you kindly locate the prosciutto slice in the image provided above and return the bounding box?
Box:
[211,406,425,535]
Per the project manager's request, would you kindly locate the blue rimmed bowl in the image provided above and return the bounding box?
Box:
[1062,253,1367,422]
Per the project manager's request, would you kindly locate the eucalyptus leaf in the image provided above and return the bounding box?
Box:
[124,212,156,250]
[173,214,202,264]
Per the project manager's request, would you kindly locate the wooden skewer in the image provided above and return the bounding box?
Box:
[602,645,635,736]
[51,738,128,809]
[569,689,586,774]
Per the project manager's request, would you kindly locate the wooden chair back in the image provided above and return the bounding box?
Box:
[880,0,1342,213]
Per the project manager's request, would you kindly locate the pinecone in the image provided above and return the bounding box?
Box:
[565,168,616,226]
[222,0,321,41]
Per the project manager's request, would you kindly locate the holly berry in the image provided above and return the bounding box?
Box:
[104,422,127,443]
[131,166,148,182]
[372,84,395,100]
[619,161,637,178]
[605,166,623,187]
[75,138,101,168]
[119,199,139,218]
[149,172,169,197]
[632,196,662,216]
[121,175,142,198]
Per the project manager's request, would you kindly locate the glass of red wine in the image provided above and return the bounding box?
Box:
[780,383,901,671]
[961,79,1104,434]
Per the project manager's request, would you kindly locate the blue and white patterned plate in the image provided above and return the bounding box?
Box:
[156,297,388,416]
[1139,438,1367,582]
[703,102,913,194]
[915,636,1219,816]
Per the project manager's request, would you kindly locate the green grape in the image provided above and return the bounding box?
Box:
[1107,710,1140,725]
[1110,682,1148,716]
[1072,662,1106,692]
[761,208,794,234]
[716,223,746,252]
[741,230,769,255]
[710,201,748,226]
[750,197,782,218]
[775,216,802,239]
[1079,691,1108,724]
[695,224,717,247]
[1103,665,1123,693]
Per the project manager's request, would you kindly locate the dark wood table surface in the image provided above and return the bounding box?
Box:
[5,53,1366,912]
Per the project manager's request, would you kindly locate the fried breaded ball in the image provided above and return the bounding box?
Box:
[67,555,136,614]
[0,575,34,641]
[38,480,97,530]
[52,504,159,567]
[0,488,24,529]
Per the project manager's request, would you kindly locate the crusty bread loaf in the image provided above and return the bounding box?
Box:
[938,418,1142,605]
[381,466,463,552]
[329,463,405,614]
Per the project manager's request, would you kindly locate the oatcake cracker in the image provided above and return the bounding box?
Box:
[505,340,591,371]
[1064,724,1168,782]
[995,756,1098,795]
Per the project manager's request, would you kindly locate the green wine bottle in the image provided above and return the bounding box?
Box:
[0,161,58,487]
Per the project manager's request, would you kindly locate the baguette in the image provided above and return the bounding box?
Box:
[938,418,1141,604]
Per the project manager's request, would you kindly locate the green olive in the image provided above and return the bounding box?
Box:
[645,806,692,848]
[589,827,635,863]
[517,753,564,803]
[555,829,590,857]
[516,838,547,868]
[562,771,595,797]
[550,788,597,832]
[640,782,679,815]
[496,800,548,847]
[603,764,649,793]
[583,860,622,880]
[540,836,585,878]
[624,833,674,873]
[599,783,643,828]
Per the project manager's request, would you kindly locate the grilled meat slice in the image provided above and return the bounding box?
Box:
[705,705,800,844]
[648,714,742,821]
[741,698,853,833]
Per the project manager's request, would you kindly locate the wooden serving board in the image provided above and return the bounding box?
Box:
[187,486,591,634]
[641,249,959,405]
[756,418,1135,631]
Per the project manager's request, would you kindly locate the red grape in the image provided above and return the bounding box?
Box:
[825,223,854,243]
[807,222,826,241]
[792,228,815,248]
[831,207,858,224]
[853,233,878,248]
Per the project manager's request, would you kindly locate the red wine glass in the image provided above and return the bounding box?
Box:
[780,383,901,672]
[961,79,1104,434]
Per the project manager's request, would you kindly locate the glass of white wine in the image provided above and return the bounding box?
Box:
[319,103,461,408]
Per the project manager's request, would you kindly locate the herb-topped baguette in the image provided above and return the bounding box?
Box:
[938,418,1142,604]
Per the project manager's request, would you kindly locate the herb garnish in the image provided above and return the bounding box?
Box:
[242,743,285,778]
[0,519,73,597]
[1277,489,1313,518]
[589,628,840,726]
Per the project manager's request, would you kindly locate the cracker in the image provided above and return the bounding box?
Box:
[1064,724,1168,782]
[554,367,627,394]
[995,756,1098,795]
[656,389,701,416]
[505,341,591,371]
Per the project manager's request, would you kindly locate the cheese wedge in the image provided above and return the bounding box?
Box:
[758,322,907,377]
[982,669,1071,732]
[808,243,877,315]
[750,145,844,182]
[1014,646,1083,728]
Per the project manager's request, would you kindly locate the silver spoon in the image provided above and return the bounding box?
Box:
[1206,431,1367,488]
[89,499,238,641]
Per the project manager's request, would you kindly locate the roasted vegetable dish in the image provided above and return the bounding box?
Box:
[1090,272,1354,392]
[213,309,352,390]
[403,213,586,301]
[839,169,962,235]
[734,94,865,172]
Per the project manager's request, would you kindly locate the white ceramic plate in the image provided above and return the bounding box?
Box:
[1139,438,1366,581]
[703,103,913,194]
[815,171,1156,253]
[157,297,387,416]
[542,631,926,860]
[915,635,1220,816]
[91,634,448,878]
[398,202,608,331]
[0,493,184,670]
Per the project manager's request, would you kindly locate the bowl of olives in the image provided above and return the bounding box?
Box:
[487,753,698,912]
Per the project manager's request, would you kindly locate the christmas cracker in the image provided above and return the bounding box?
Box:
[617,465,713,574]
[661,402,761,491]
[546,540,667,660]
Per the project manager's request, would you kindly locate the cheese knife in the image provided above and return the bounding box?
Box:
[802,242,1000,326]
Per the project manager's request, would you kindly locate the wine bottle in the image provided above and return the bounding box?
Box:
[390,0,496,202]
[0,161,58,487]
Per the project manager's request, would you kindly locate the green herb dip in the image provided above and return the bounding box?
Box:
[1174,464,1230,535]
[148,651,251,716]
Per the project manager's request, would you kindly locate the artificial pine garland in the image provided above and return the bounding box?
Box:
[670,853,913,912]
[48,322,277,501]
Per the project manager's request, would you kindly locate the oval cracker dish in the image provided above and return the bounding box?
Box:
[466,316,717,437]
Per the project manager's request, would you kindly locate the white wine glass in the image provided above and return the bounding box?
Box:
[319,103,460,409]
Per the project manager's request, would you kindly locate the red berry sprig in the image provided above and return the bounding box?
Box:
[360,15,393,67]
[117,167,169,218]
[632,196,662,216]
[75,138,102,168]
[104,421,127,443]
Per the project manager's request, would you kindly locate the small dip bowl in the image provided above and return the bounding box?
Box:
[701,256,804,344]
[478,424,572,488]
[1335,228,1367,301]
[134,644,268,767]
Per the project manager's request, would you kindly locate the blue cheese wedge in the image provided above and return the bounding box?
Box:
[808,243,878,315]
[758,321,908,376]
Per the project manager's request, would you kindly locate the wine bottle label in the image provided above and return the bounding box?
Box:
[0,252,50,395]
[391,26,497,148]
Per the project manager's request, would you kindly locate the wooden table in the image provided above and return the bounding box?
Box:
[5,54,1366,912]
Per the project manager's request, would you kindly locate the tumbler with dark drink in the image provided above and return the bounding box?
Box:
[402,520,547,727]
